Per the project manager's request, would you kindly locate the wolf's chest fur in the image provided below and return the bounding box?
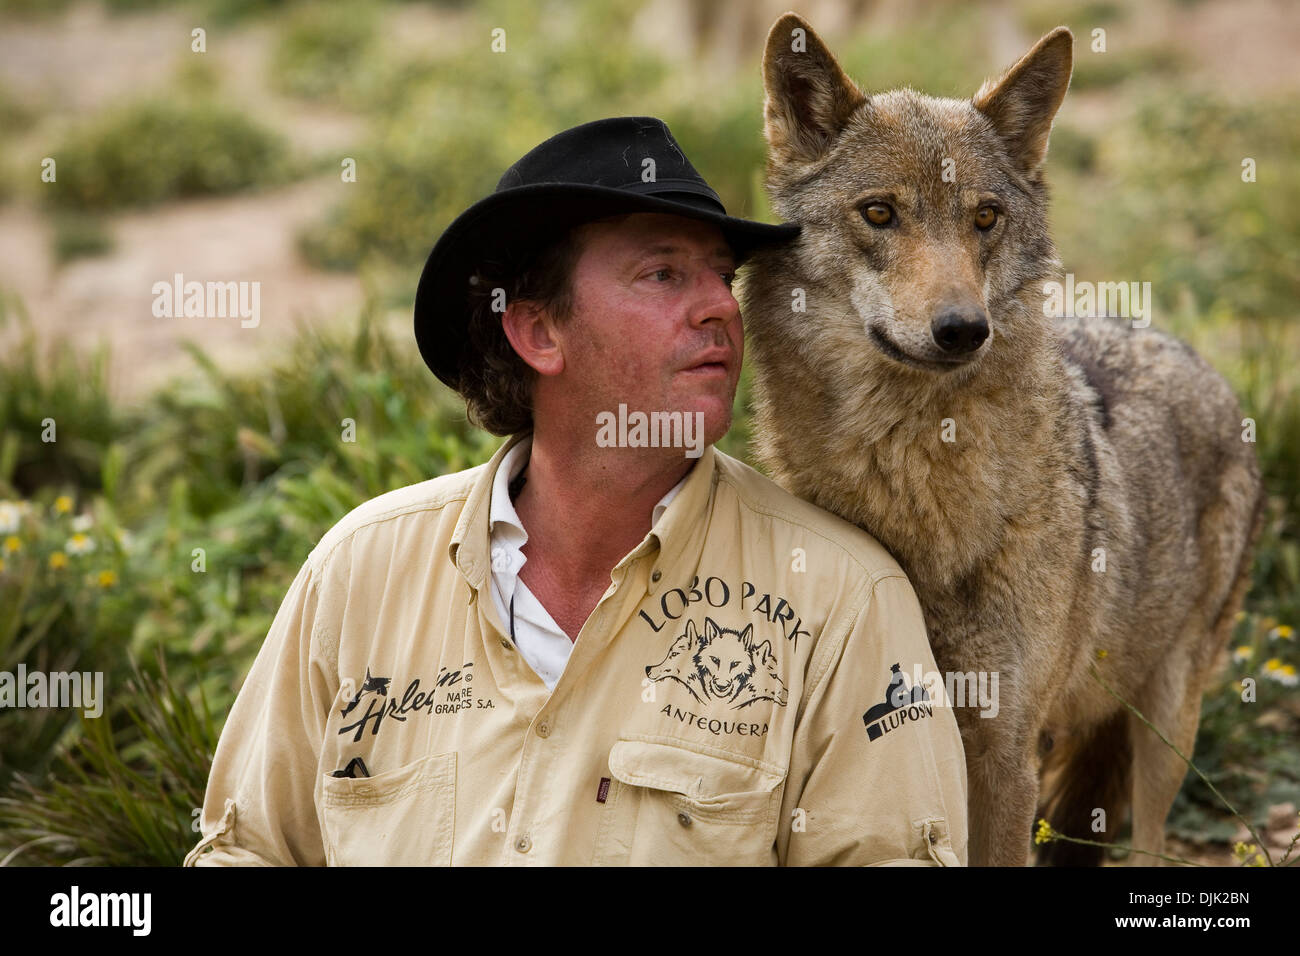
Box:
[748,310,1112,658]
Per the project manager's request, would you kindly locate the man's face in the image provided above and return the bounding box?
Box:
[552,212,742,450]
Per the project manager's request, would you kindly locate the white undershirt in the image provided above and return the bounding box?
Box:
[487,435,686,690]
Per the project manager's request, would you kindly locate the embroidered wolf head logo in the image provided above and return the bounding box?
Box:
[646,617,788,709]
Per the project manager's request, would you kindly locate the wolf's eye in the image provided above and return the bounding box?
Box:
[975,206,999,230]
[861,203,894,227]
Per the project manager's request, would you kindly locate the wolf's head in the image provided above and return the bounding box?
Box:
[693,618,757,702]
[742,14,1072,390]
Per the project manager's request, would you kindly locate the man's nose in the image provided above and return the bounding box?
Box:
[688,268,741,328]
[931,305,989,355]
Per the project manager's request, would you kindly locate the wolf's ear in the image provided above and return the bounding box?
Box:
[973,27,1073,173]
[762,12,866,165]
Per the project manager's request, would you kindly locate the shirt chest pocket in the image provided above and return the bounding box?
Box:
[594,738,786,866]
[319,752,457,866]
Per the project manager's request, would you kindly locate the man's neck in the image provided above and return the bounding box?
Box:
[511,428,698,637]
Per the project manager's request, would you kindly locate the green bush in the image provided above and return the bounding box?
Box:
[269,0,381,102]
[51,213,114,263]
[0,304,500,864]
[296,0,669,270]
[45,97,295,212]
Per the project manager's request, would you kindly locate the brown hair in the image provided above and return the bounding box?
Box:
[459,226,586,436]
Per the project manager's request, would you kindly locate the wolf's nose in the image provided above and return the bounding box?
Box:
[931,310,989,354]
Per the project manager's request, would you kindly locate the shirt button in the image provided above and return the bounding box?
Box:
[676,812,692,828]
[536,720,551,738]
[500,638,512,650]
[515,835,532,853]
[651,570,662,583]
[929,831,938,844]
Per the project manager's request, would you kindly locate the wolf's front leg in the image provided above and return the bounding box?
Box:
[964,732,1041,866]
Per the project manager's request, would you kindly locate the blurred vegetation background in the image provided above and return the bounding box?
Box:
[0,0,1296,866]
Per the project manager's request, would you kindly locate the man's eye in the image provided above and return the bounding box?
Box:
[652,268,673,281]
[720,272,736,287]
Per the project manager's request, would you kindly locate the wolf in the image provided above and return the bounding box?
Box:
[739,13,1265,866]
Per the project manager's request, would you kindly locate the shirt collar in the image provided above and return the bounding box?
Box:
[450,433,719,592]
[488,434,689,543]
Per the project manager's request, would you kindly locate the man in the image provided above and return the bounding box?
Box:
[185,117,968,866]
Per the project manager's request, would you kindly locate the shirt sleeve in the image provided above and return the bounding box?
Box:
[777,571,969,866]
[183,559,336,866]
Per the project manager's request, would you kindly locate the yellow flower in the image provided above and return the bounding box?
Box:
[67,533,96,556]
[97,569,117,588]
[1233,842,1266,867]
[53,495,73,514]
[3,535,20,554]
[1264,657,1283,672]
[1096,649,1109,660]
[1034,818,1056,845]
[1232,645,1253,663]
[48,551,68,570]
[1279,664,1298,688]
[1269,624,1295,641]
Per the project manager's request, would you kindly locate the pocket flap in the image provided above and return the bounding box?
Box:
[321,751,456,809]
[608,738,784,799]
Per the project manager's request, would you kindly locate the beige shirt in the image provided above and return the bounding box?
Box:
[185,435,968,866]
[487,433,686,690]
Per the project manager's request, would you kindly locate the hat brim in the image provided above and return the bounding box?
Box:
[413,183,800,390]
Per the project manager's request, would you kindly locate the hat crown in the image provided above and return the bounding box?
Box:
[494,116,724,211]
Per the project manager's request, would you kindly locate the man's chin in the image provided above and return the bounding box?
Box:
[684,396,732,448]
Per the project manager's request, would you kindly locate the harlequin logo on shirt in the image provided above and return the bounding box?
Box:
[863,663,933,742]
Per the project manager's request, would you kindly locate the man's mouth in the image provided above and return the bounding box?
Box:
[867,326,980,371]
[683,362,728,376]
[681,349,733,377]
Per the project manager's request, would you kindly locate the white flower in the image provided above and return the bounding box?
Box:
[1268,663,1298,687]
[67,533,96,555]
[71,513,94,533]
[0,502,21,535]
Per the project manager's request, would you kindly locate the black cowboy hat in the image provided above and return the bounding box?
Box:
[413,116,800,390]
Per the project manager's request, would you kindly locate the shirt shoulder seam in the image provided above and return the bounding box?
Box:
[799,569,909,716]
[713,466,899,579]
[310,487,474,574]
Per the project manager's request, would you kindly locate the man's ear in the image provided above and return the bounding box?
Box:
[973,27,1073,174]
[501,299,565,377]
[762,12,866,167]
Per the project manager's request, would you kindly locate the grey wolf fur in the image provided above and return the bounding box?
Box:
[739,13,1265,866]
